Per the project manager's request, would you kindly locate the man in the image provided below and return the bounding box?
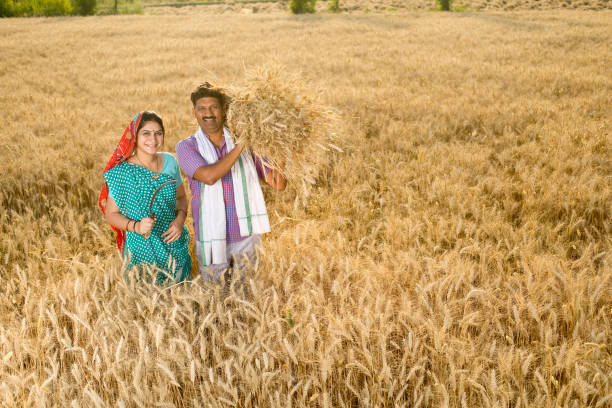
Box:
[176,82,286,283]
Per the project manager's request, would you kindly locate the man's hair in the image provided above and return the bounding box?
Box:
[137,111,165,135]
[190,82,230,111]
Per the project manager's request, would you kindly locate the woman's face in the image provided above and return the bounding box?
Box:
[136,121,163,155]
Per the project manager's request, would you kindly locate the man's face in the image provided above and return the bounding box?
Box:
[193,96,224,136]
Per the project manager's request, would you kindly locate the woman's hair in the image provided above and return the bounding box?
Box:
[190,82,230,111]
[137,111,165,135]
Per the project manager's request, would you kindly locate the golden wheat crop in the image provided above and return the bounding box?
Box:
[226,63,339,196]
[0,7,610,408]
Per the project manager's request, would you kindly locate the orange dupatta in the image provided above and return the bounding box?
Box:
[98,112,143,254]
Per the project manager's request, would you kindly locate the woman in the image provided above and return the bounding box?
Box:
[99,111,191,284]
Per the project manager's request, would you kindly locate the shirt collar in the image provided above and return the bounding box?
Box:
[201,130,227,152]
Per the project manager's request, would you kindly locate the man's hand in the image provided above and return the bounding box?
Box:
[264,168,287,191]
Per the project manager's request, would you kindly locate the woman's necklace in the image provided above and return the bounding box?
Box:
[134,153,161,179]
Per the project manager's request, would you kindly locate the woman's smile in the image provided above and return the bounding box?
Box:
[137,122,164,154]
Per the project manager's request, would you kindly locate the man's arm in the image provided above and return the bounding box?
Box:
[193,144,245,185]
[176,138,244,186]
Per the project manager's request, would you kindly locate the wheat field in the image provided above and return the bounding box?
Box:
[0,7,611,408]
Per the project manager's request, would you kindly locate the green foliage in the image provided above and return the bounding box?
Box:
[5,0,73,16]
[436,0,453,11]
[0,0,15,17]
[71,0,96,15]
[328,0,339,13]
[289,0,315,14]
[1,0,140,16]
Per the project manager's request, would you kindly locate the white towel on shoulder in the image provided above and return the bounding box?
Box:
[194,127,270,266]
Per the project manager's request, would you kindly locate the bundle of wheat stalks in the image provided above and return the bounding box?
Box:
[226,64,340,193]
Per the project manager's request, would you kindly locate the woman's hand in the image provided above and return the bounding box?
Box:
[136,217,155,236]
[162,218,183,243]
[165,185,188,243]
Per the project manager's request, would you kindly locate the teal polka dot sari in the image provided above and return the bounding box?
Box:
[104,161,191,284]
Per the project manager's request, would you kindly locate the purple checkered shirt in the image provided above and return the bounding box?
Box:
[175,133,268,244]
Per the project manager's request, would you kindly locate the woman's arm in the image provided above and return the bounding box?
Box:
[175,183,188,222]
[104,196,154,235]
[161,184,188,243]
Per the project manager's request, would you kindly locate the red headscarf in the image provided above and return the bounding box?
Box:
[99,112,143,254]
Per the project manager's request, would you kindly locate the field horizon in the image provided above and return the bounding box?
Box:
[0,8,610,407]
[141,0,611,16]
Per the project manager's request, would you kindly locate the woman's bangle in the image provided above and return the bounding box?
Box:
[124,218,131,231]
[134,221,140,234]
[130,220,136,232]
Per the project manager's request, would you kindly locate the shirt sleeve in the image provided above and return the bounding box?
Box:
[162,153,182,186]
[176,137,208,179]
[252,153,271,180]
